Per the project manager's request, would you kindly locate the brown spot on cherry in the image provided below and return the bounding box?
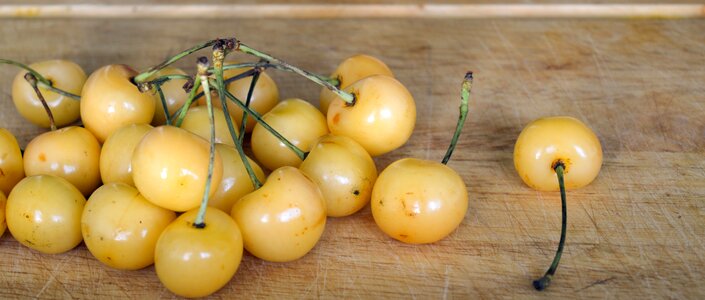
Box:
[38,153,46,162]
[332,113,341,125]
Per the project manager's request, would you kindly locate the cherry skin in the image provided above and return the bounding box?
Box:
[100,123,153,186]
[209,144,266,213]
[81,64,156,142]
[202,64,279,133]
[251,98,329,170]
[149,67,189,126]
[11,59,86,128]
[371,158,468,244]
[231,166,326,262]
[514,116,603,191]
[6,175,86,254]
[23,126,102,196]
[0,191,6,237]
[82,183,176,270]
[131,126,223,212]
[319,54,393,115]
[299,134,377,217]
[0,128,25,196]
[155,207,243,298]
[327,75,416,156]
[180,106,238,147]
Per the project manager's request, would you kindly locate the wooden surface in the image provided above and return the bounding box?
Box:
[1,13,705,299]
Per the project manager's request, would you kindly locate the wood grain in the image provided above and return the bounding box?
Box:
[1,16,704,298]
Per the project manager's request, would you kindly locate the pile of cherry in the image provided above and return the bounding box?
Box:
[0,38,602,297]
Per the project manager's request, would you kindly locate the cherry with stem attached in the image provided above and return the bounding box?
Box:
[1,59,81,100]
[533,161,567,291]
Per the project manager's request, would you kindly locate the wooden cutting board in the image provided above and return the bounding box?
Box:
[0,7,704,299]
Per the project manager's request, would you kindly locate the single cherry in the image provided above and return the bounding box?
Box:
[319,54,393,115]
[82,183,176,270]
[81,64,156,142]
[6,175,85,254]
[23,126,102,196]
[131,126,223,212]
[327,75,416,156]
[11,59,85,128]
[251,98,329,170]
[299,134,377,217]
[514,116,603,290]
[231,166,326,262]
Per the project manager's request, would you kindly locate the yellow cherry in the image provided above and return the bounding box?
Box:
[82,183,176,270]
[6,175,85,254]
[218,65,279,133]
[180,106,238,147]
[11,59,85,128]
[81,64,156,142]
[513,116,603,192]
[251,98,329,171]
[0,128,25,196]
[209,144,266,213]
[132,126,223,212]
[327,75,416,156]
[155,207,243,298]
[23,126,102,196]
[319,54,393,115]
[371,158,468,244]
[231,166,326,262]
[100,123,153,186]
[299,134,377,217]
[149,67,189,126]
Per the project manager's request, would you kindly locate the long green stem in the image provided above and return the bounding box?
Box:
[442,72,473,164]
[24,73,56,131]
[239,68,261,142]
[193,72,216,228]
[533,162,567,291]
[1,59,81,100]
[237,43,353,104]
[223,89,307,160]
[154,83,171,126]
[146,74,192,86]
[134,39,220,83]
[212,48,263,190]
[218,62,338,86]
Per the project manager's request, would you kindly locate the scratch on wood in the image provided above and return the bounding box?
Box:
[576,276,616,292]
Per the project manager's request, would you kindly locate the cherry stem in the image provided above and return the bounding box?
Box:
[193,57,216,229]
[24,73,56,131]
[219,62,339,86]
[154,83,171,125]
[212,46,263,190]
[236,43,354,104]
[223,88,307,160]
[146,74,191,86]
[533,162,567,291]
[173,75,202,127]
[238,66,261,143]
[133,39,221,84]
[1,59,81,100]
[442,72,473,165]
